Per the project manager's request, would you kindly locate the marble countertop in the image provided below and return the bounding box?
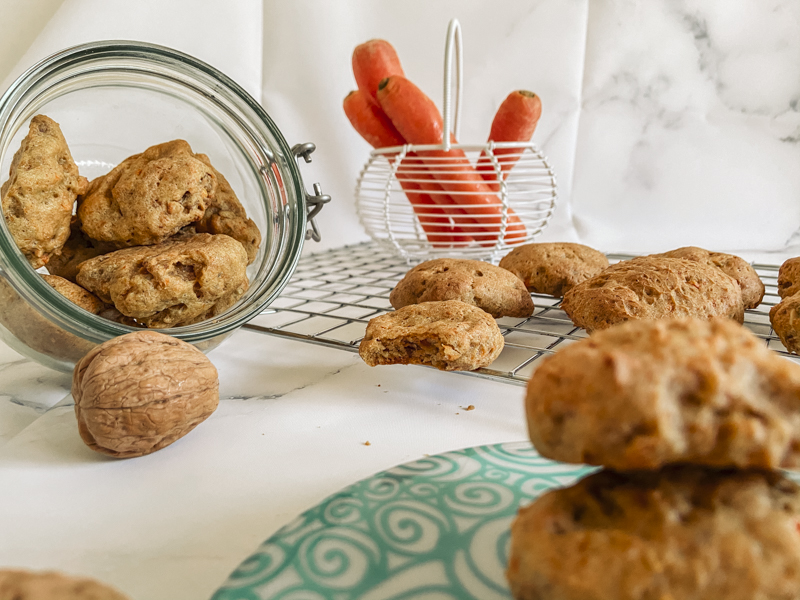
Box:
[0,326,527,600]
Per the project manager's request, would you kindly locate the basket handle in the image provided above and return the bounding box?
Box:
[442,18,463,151]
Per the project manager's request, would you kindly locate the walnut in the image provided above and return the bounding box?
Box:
[72,331,219,458]
[0,568,130,599]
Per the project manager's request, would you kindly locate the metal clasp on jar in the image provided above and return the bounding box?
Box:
[292,143,331,242]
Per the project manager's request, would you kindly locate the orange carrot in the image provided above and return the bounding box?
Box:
[343,90,471,247]
[343,90,404,148]
[477,90,542,183]
[377,76,527,244]
[352,40,405,105]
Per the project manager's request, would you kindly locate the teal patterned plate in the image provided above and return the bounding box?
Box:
[211,441,592,600]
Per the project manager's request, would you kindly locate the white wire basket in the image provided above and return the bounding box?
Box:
[355,19,558,263]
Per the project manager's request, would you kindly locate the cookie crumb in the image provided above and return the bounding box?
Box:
[462,405,475,411]
[363,441,371,446]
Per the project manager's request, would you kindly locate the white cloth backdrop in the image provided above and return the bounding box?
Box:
[2,0,799,256]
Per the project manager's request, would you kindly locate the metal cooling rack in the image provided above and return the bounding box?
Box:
[243,242,797,386]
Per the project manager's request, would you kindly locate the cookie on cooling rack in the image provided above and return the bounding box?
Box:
[525,317,800,470]
[498,242,609,297]
[389,258,533,318]
[653,246,764,309]
[770,294,800,354]
[359,300,504,371]
[778,257,800,299]
[507,466,800,600]
[561,256,744,332]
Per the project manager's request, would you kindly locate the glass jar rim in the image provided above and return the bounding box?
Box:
[0,40,308,346]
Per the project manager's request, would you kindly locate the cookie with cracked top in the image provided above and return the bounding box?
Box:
[526,317,800,470]
[770,294,800,354]
[389,258,533,318]
[653,246,764,309]
[1,115,88,268]
[778,257,800,299]
[498,242,609,297]
[561,256,744,332]
[507,466,800,600]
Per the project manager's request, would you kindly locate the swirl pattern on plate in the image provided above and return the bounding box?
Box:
[211,441,591,600]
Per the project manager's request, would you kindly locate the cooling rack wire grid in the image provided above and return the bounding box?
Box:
[243,241,795,386]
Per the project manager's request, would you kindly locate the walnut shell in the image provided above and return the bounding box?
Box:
[72,331,219,458]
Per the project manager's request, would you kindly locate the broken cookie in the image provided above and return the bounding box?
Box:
[359,300,504,371]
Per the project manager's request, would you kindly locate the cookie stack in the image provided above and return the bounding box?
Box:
[507,317,800,600]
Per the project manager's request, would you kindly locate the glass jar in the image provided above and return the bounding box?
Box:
[0,41,329,372]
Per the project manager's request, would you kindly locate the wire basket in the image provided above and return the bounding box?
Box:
[355,19,558,263]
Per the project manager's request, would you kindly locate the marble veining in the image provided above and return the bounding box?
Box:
[571,0,800,254]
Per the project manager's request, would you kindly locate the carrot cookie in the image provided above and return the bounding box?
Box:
[778,257,800,299]
[654,246,764,309]
[359,300,504,371]
[499,242,609,297]
[389,258,533,318]
[78,140,216,248]
[42,274,105,314]
[507,466,800,600]
[76,233,248,328]
[1,115,88,268]
[525,317,800,470]
[0,568,130,599]
[561,256,744,332]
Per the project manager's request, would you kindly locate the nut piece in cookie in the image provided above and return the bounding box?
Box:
[561,256,744,332]
[42,274,105,314]
[770,294,800,354]
[78,140,216,247]
[778,257,800,299]
[389,258,534,318]
[499,242,609,297]
[0,568,131,599]
[526,317,800,470]
[76,233,249,328]
[507,466,800,600]
[359,300,504,371]
[654,246,764,309]
[72,330,219,458]
[1,115,89,268]
[195,153,262,264]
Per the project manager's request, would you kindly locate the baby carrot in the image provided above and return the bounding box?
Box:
[377,76,527,244]
[477,90,542,183]
[343,90,470,247]
[352,39,405,105]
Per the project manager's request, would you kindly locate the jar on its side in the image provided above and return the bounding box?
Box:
[0,41,328,372]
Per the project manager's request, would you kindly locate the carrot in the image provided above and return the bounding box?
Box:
[343,90,404,148]
[343,90,471,247]
[477,90,542,184]
[352,39,404,105]
[377,76,527,244]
